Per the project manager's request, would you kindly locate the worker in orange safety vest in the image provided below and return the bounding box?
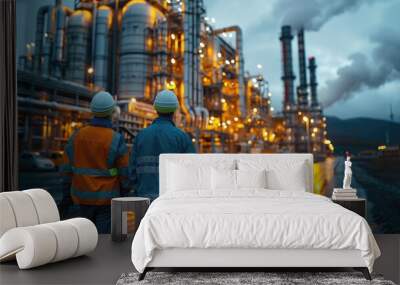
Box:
[60,91,130,233]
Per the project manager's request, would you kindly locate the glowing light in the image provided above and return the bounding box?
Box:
[192,138,196,143]
[222,32,227,37]
[200,42,205,48]
[378,145,386,150]
[252,78,257,83]
[234,117,238,122]
[253,108,258,113]
[221,98,226,103]
[313,127,318,133]
[166,80,176,90]
[225,60,230,65]
[171,33,176,40]
[206,26,211,32]
[270,107,274,112]
[200,54,204,58]
[324,139,331,145]
[211,17,216,23]
[229,33,233,38]
[217,52,222,58]
[248,140,252,145]
[256,64,262,69]
[230,59,235,64]
[87,67,94,74]
[303,116,309,123]
[170,58,176,64]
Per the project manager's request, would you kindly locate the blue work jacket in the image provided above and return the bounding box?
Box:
[129,116,196,199]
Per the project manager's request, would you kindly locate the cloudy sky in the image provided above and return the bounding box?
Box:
[204,0,400,122]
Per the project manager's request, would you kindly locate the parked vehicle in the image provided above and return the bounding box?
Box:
[41,151,64,169]
[19,152,56,171]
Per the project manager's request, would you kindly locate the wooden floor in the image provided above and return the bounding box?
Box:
[0,235,399,285]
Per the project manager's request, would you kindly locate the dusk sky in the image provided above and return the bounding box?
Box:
[204,0,400,122]
[17,0,400,122]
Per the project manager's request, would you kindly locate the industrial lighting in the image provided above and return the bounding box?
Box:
[221,98,226,103]
[167,80,176,90]
[230,59,235,64]
[248,140,252,145]
[205,17,209,21]
[303,116,309,123]
[211,17,216,23]
[225,60,230,65]
[268,92,272,97]
[222,32,227,37]
[217,52,222,58]
[234,117,238,122]
[313,127,318,133]
[228,33,233,38]
[270,107,274,112]
[253,108,258,113]
[200,42,205,48]
[87,67,94,74]
[256,64,262,69]
[206,26,211,32]
[192,138,196,143]
[170,58,176,64]
[171,33,176,40]
[200,54,204,58]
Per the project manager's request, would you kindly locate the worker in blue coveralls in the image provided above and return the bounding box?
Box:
[129,90,196,200]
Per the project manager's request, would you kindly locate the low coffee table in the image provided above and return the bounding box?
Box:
[111,197,150,242]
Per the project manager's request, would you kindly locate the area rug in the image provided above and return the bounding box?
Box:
[116,271,395,285]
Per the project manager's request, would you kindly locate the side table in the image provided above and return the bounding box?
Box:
[332,198,366,218]
[111,197,150,242]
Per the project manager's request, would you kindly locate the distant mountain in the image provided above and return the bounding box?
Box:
[326,116,400,155]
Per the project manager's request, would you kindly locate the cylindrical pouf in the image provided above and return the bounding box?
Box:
[24,188,60,223]
[42,221,79,262]
[0,196,17,237]
[0,191,39,227]
[111,197,150,242]
[64,218,98,257]
[0,226,57,269]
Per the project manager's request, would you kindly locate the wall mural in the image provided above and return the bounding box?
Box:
[17,0,400,233]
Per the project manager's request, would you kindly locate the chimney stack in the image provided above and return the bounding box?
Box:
[280,26,296,109]
[297,28,309,108]
[308,56,318,108]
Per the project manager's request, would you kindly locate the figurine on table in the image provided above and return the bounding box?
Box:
[343,151,353,189]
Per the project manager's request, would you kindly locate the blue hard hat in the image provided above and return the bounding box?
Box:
[90,91,115,117]
[154,90,179,114]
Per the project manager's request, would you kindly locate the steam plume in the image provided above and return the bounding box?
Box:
[322,27,400,107]
[273,0,375,31]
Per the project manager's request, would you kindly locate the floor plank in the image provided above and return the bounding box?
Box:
[0,234,398,285]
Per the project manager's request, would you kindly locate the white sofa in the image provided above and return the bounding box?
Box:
[0,189,98,269]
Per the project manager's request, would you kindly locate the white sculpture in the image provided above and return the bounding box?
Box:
[342,153,353,189]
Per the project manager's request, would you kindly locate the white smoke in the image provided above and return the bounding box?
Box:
[273,0,376,31]
[321,26,400,107]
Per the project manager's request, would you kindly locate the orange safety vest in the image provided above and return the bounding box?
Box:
[61,122,129,206]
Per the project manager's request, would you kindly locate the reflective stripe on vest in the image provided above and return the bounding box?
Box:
[71,167,118,177]
[71,187,119,200]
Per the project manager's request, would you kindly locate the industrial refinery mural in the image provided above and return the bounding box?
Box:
[16,0,400,233]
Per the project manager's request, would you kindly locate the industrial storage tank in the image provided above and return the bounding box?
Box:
[65,9,92,85]
[119,0,165,100]
[94,6,112,89]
